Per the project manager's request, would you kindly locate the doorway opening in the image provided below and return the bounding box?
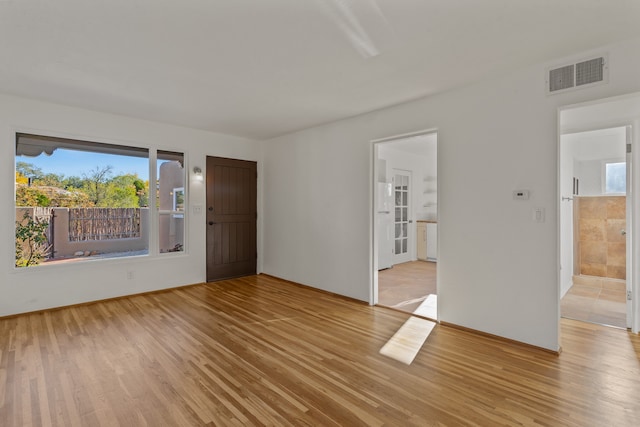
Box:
[559,92,640,333]
[560,126,628,328]
[373,131,438,320]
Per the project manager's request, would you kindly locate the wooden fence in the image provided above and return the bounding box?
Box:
[68,208,141,241]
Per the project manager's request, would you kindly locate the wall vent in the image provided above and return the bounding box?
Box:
[547,54,608,94]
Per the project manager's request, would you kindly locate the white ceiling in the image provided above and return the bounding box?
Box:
[2,1,640,140]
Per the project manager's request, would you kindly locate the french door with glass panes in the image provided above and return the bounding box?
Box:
[393,169,412,264]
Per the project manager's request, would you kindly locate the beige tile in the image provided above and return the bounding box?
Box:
[580,242,607,264]
[579,219,605,241]
[587,313,626,328]
[568,286,601,298]
[581,263,606,277]
[599,289,627,303]
[607,243,626,267]
[606,265,626,280]
[606,196,626,219]
[572,275,603,288]
[579,197,607,219]
[602,278,626,292]
[561,270,627,329]
[606,219,626,243]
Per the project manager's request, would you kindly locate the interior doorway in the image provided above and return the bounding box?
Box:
[373,132,438,320]
[559,126,628,328]
[559,93,640,333]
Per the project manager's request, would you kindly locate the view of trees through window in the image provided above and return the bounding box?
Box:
[15,134,185,267]
[16,162,149,209]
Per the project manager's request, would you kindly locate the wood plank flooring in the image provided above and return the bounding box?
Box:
[1,274,640,426]
[378,260,436,312]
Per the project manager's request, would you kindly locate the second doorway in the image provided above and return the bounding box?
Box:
[375,132,438,320]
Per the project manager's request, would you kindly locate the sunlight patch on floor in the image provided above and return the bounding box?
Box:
[413,294,437,320]
[379,316,436,365]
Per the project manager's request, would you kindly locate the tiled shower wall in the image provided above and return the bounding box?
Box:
[575,196,626,279]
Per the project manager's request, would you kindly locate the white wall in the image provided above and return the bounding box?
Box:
[262,36,640,351]
[0,93,261,316]
[566,127,627,196]
[575,160,603,195]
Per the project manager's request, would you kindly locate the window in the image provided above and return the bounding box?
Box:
[605,161,626,194]
[158,151,185,253]
[172,188,185,218]
[14,133,186,267]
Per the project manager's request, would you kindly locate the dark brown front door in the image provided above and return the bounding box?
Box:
[206,156,257,281]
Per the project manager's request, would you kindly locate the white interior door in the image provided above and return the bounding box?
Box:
[393,169,412,264]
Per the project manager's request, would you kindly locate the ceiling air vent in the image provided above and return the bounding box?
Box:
[547,54,607,95]
[549,64,574,92]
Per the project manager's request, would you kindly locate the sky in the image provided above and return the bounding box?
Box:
[17,149,150,181]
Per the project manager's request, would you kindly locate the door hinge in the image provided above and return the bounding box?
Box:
[627,143,632,154]
[627,290,632,301]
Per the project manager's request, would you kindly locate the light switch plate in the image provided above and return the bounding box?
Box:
[532,207,545,223]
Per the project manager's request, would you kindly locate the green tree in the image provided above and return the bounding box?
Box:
[104,177,138,208]
[83,165,113,206]
[16,186,51,207]
[63,176,84,190]
[15,212,51,267]
[16,161,44,180]
[133,178,149,207]
[34,172,65,187]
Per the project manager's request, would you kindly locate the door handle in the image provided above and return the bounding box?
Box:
[621,229,627,235]
[208,221,216,226]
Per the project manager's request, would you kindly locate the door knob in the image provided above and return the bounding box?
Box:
[208,221,215,226]
[621,229,627,235]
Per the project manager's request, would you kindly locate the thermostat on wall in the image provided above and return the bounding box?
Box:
[513,190,530,200]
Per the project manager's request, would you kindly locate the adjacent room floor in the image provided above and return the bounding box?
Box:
[378,260,436,313]
[561,275,627,328]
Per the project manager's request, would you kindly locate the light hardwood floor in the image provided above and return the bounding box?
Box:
[1,274,640,426]
[378,260,436,312]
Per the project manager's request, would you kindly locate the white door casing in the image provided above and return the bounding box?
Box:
[626,125,633,328]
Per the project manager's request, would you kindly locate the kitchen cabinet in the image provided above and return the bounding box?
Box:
[417,222,427,260]
[426,222,437,262]
[417,221,437,262]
